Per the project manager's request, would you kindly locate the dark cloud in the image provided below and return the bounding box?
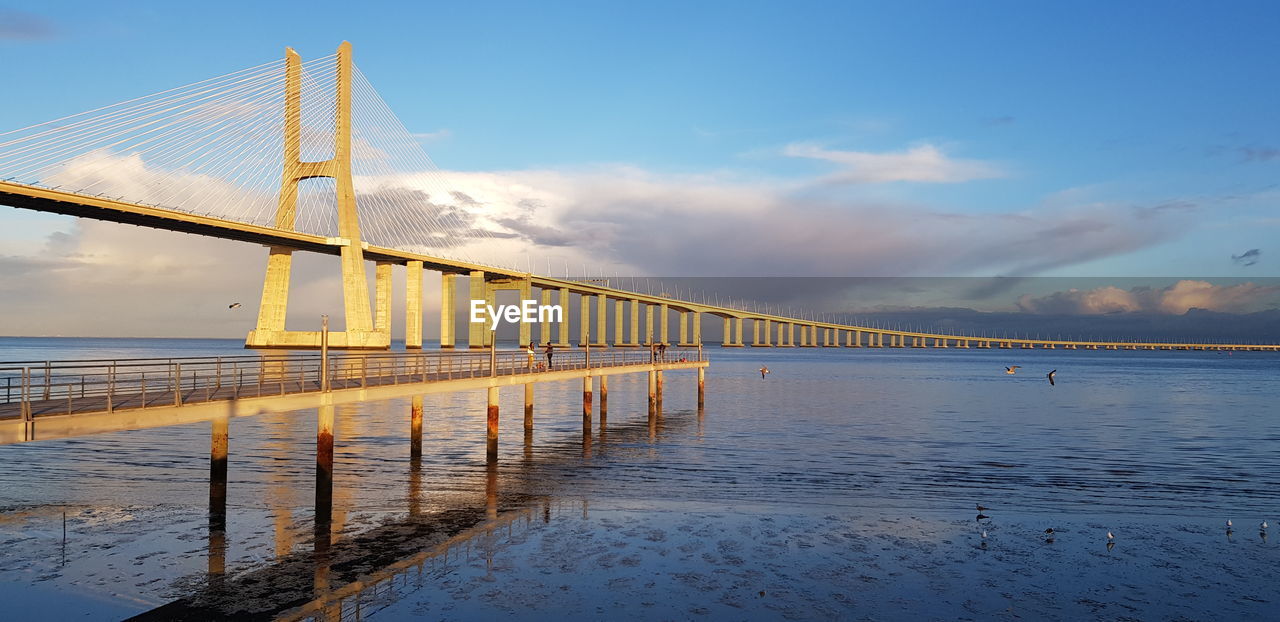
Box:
[1015,280,1279,315]
[1232,248,1261,266]
[1240,147,1280,162]
[0,10,54,40]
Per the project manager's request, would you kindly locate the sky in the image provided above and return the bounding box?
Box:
[1,1,1278,337]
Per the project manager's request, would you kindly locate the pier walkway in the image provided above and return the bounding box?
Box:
[0,347,707,445]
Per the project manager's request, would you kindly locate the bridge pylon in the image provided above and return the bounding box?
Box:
[246,42,389,350]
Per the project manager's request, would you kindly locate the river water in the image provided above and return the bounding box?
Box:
[0,337,1276,620]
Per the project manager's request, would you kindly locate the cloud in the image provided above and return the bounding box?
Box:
[410,130,452,142]
[1240,147,1280,162]
[782,142,1005,184]
[0,10,54,40]
[1016,280,1280,315]
[1232,248,1261,266]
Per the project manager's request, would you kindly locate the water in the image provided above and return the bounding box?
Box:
[0,337,1276,620]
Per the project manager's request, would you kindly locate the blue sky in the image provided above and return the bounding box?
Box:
[1,1,1278,335]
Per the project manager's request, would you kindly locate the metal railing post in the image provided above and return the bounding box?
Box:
[174,362,183,406]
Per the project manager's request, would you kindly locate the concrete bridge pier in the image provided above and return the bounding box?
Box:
[440,274,457,348]
[405,261,423,349]
[486,387,499,460]
[594,295,609,347]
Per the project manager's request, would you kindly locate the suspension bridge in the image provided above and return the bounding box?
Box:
[2,42,1273,356]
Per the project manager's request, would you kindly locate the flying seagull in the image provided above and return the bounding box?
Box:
[759,366,770,379]
[1047,370,1057,386]
[228,302,242,309]
[1005,366,1020,375]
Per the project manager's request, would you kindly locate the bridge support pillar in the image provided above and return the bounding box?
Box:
[594,295,608,346]
[734,318,744,346]
[579,294,591,346]
[410,395,423,459]
[558,288,571,347]
[468,271,487,348]
[752,319,762,346]
[374,261,393,335]
[486,387,499,460]
[405,261,423,348]
[614,300,626,346]
[440,274,456,348]
[540,288,553,345]
[659,304,669,344]
[678,311,689,345]
[519,279,533,347]
[630,300,640,345]
[692,311,702,346]
[644,305,655,346]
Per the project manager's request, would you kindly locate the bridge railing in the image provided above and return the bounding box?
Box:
[0,346,705,420]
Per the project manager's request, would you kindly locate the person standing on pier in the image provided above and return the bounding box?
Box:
[527,341,536,370]
[544,342,554,369]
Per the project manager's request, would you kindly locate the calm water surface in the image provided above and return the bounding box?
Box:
[0,337,1276,620]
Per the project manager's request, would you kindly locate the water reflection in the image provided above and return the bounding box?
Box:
[132,407,683,620]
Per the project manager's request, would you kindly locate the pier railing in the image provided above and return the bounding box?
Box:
[0,346,705,420]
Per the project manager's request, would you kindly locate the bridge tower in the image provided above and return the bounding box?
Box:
[245,42,388,349]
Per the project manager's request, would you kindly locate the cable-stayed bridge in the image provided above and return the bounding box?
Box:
[1,43,1276,354]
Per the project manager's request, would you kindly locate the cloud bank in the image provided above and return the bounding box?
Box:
[1016,280,1280,315]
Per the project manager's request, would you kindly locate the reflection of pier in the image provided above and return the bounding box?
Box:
[129,408,689,621]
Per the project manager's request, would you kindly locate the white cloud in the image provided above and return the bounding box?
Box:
[782,142,1005,184]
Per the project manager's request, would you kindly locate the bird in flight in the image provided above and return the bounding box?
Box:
[1047,370,1057,386]
[759,366,770,379]
[1005,366,1020,375]
[228,302,242,309]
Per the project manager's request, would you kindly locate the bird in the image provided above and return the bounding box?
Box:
[228,302,242,309]
[1107,531,1114,540]
[976,513,990,521]
[1005,366,1020,375]
[1044,528,1055,535]
[981,530,988,539]
[759,366,770,379]
[1227,519,1233,528]
[976,504,988,512]
[1047,370,1057,386]
[1262,521,1269,530]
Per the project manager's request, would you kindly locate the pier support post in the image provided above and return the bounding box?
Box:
[486,387,499,460]
[524,383,534,430]
[697,366,705,410]
[440,273,456,348]
[208,418,227,577]
[315,404,335,546]
[599,375,608,418]
[655,370,664,412]
[410,395,423,459]
[583,376,593,429]
[647,370,657,415]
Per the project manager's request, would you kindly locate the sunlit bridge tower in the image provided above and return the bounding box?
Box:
[245,42,387,349]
